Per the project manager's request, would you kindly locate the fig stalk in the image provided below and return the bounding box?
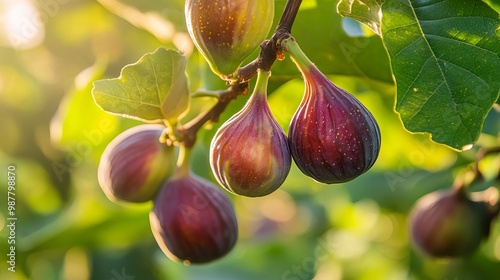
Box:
[172,144,191,179]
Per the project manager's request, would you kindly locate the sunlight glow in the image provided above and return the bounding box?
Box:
[462,144,474,151]
[173,32,194,56]
[0,0,45,49]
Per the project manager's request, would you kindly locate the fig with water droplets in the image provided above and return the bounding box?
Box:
[409,186,499,257]
[284,39,381,184]
[150,172,238,264]
[185,0,274,80]
[210,70,291,197]
[98,124,176,203]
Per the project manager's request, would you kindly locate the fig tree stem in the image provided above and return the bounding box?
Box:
[473,146,500,184]
[238,0,302,78]
[276,0,302,34]
[258,0,302,71]
[178,82,249,148]
[191,89,227,99]
[479,146,500,159]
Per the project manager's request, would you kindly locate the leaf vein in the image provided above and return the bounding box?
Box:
[130,73,145,104]
[435,58,489,87]
[96,90,160,108]
[398,56,434,107]
[147,55,162,104]
[394,37,421,58]
[425,34,497,56]
[384,22,417,33]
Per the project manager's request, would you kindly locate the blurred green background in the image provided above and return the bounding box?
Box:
[1,0,500,279]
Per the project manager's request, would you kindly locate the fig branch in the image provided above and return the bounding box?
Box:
[477,146,500,183]
[475,147,500,218]
[238,0,302,80]
[177,82,249,148]
[456,145,500,189]
[176,0,303,148]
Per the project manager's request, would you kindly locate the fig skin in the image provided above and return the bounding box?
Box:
[98,124,176,203]
[150,174,238,264]
[210,70,291,197]
[285,39,381,184]
[185,0,274,80]
[409,187,496,257]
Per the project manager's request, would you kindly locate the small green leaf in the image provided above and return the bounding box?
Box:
[92,48,190,123]
[337,0,383,35]
[381,0,500,150]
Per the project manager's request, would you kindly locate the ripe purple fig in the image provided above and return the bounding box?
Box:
[284,38,381,184]
[210,70,291,197]
[409,186,498,257]
[98,124,176,203]
[185,0,274,80]
[150,173,238,264]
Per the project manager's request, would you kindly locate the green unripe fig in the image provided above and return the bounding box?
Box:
[98,124,177,203]
[185,0,274,80]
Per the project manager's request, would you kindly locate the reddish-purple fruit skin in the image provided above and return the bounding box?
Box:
[98,124,176,203]
[210,81,291,197]
[150,174,238,264]
[409,188,494,257]
[288,66,381,184]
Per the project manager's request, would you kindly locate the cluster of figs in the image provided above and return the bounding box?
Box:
[96,0,381,264]
[96,0,498,266]
[188,0,381,193]
[98,125,238,264]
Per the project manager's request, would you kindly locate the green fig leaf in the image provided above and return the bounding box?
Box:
[92,48,190,124]
[380,0,500,150]
[337,0,383,35]
[271,0,392,83]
